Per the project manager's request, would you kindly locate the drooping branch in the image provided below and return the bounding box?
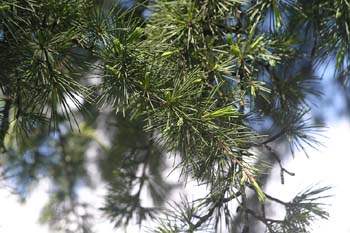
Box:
[264,144,295,184]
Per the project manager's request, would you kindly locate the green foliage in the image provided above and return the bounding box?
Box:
[0,0,346,232]
[0,0,93,130]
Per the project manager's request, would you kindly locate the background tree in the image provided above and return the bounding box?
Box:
[0,0,348,232]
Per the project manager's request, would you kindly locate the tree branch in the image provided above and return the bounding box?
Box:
[193,190,242,230]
